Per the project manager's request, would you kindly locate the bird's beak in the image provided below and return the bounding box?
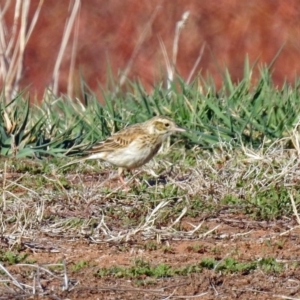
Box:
[174,126,186,132]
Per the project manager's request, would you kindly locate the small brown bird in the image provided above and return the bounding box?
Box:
[61,116,185,182]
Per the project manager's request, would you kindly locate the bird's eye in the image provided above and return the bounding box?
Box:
[165,123,170,127]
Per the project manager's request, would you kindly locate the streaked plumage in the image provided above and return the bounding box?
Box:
[61,116,185,181]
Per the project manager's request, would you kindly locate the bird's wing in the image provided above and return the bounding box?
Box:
[86,124,146,154]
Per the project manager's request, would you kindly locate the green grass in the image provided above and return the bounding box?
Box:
[71,260,90,272]
[94,256,286,283]
[2,63,300,160]
[0,251,28,265]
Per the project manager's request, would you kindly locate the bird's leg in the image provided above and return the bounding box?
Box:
[118,167,126,184]
[117,167,136,186]
[117,168,142,189]
[117,167,133,191]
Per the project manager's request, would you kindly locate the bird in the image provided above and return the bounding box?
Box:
[60,116,185,183]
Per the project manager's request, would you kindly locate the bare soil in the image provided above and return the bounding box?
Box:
[4,219,300,300]
[1,168,300,299]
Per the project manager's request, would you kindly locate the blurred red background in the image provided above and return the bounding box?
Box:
[1,0,300,101]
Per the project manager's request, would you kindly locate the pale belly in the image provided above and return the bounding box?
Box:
[87,140,162,169]
[105,143,160,169]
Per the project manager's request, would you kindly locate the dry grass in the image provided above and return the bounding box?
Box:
[0,138,300,298]
[1,136,299,243]
[0,0,80,101]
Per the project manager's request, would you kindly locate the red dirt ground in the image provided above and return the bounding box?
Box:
[2,211,300,299]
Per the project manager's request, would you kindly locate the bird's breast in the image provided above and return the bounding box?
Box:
[105,139,162,169]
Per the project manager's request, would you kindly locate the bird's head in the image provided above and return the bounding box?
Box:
[146,116,186,137]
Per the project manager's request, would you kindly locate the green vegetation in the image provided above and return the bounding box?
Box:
[0,69,300,234]
[0,251,28,265]
[1,67,299,244]
[71,260,90,272]
[95,256,286,282]
[1,64,300,160]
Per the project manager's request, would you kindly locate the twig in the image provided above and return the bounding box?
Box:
[289,191,300,225]
[52,0,81,95]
